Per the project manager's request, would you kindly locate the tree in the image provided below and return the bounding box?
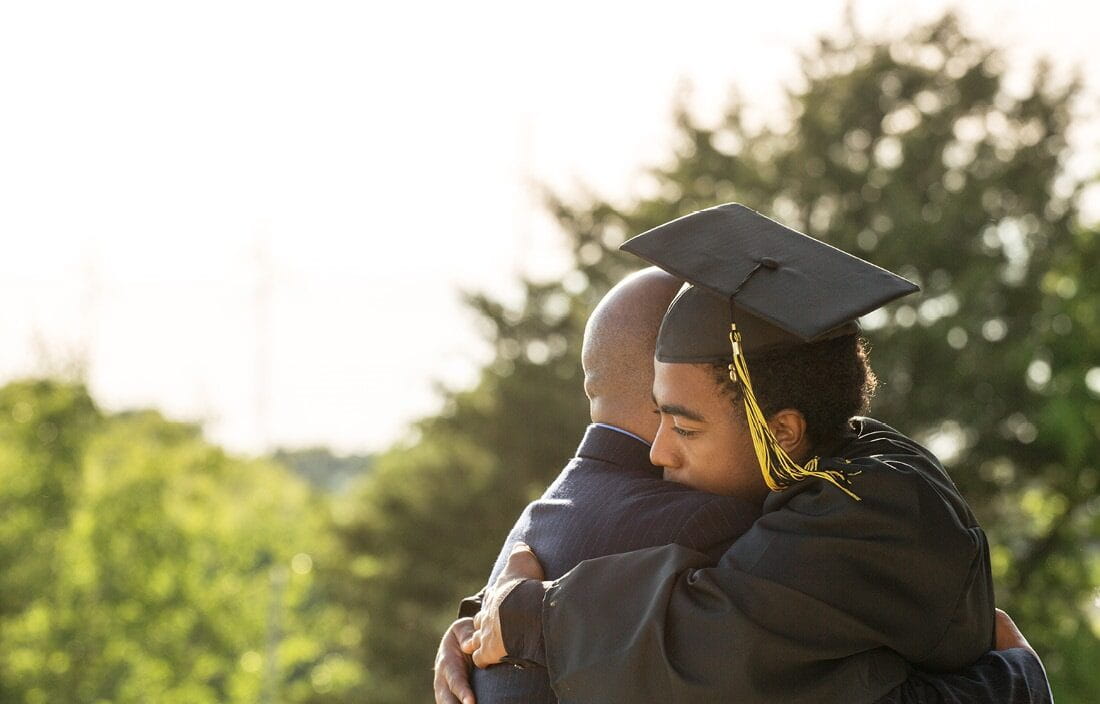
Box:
[0,380,363,703]
[0,380,100,626]
[337,12,1099,702]
[274,447,373,493]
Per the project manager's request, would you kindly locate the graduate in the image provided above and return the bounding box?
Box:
[459,204,1038,702]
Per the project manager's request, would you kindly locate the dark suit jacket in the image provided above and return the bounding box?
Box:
[471,423,759,704]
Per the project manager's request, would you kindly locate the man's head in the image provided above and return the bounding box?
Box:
[581,267,682,443]
[651,334,877,501]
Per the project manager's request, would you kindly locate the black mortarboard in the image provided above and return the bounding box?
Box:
[620,202,919,361]
[620,203,919,500]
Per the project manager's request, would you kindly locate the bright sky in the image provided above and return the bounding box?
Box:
[1,1,1097,455]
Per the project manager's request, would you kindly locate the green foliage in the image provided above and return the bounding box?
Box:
[0,380,362,703]
[273,447,373,493]
[337,11,1099,703]
[0,380,101,624]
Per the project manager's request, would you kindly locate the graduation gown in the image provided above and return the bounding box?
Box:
[536,417,995,703]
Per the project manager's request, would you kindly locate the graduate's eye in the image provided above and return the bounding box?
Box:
[673,426,698,438]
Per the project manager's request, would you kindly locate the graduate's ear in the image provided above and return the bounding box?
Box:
[767,409,811,461]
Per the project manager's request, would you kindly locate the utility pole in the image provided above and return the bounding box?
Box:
[260,563,287,704]
[254,221,287,704]
[254,223,272,452]
[514,114,534,281]
[78,240,102,381]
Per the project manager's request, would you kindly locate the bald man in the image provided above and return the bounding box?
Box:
[434,269,1050,704]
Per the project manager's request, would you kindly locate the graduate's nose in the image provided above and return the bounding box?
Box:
[649,422,679,470]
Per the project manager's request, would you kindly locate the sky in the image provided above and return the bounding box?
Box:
[1,0,1097,455]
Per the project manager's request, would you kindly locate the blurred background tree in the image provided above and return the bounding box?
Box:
[334,10,1099,703]
[0,380,361,703]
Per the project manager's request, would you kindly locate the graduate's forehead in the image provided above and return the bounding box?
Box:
[651,360,729,420]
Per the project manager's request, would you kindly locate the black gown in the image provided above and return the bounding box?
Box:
[535,417,995,703]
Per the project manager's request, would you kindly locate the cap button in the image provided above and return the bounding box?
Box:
[760,257,779,270]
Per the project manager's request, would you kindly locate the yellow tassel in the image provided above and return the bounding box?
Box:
[728,325,861,501]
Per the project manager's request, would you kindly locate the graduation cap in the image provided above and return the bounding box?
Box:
[621,203,919,500]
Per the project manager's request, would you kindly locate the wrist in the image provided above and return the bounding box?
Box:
[499,579,550,668]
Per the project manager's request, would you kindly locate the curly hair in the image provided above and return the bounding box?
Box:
[710,334,877,449]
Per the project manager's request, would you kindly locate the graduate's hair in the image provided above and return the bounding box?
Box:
[711,334,877,449]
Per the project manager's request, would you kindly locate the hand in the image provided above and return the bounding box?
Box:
[434,618,476,704]
[993,608,1037,658]
[461,543,546,668]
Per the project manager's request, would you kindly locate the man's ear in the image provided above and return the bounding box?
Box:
[768,409,811,460]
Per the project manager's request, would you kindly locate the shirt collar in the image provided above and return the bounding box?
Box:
[592,422,651,446]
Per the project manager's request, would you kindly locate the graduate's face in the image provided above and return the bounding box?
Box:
[650,360,768,502]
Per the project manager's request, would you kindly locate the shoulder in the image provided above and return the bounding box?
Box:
[799,417,978,526]
[730,418,992,664]
[545,458,758,534]
[535,455,725,520]
[757,464,982,565]
[671,493,759,550]
[758,419,981,557]
[741,415,987,591]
